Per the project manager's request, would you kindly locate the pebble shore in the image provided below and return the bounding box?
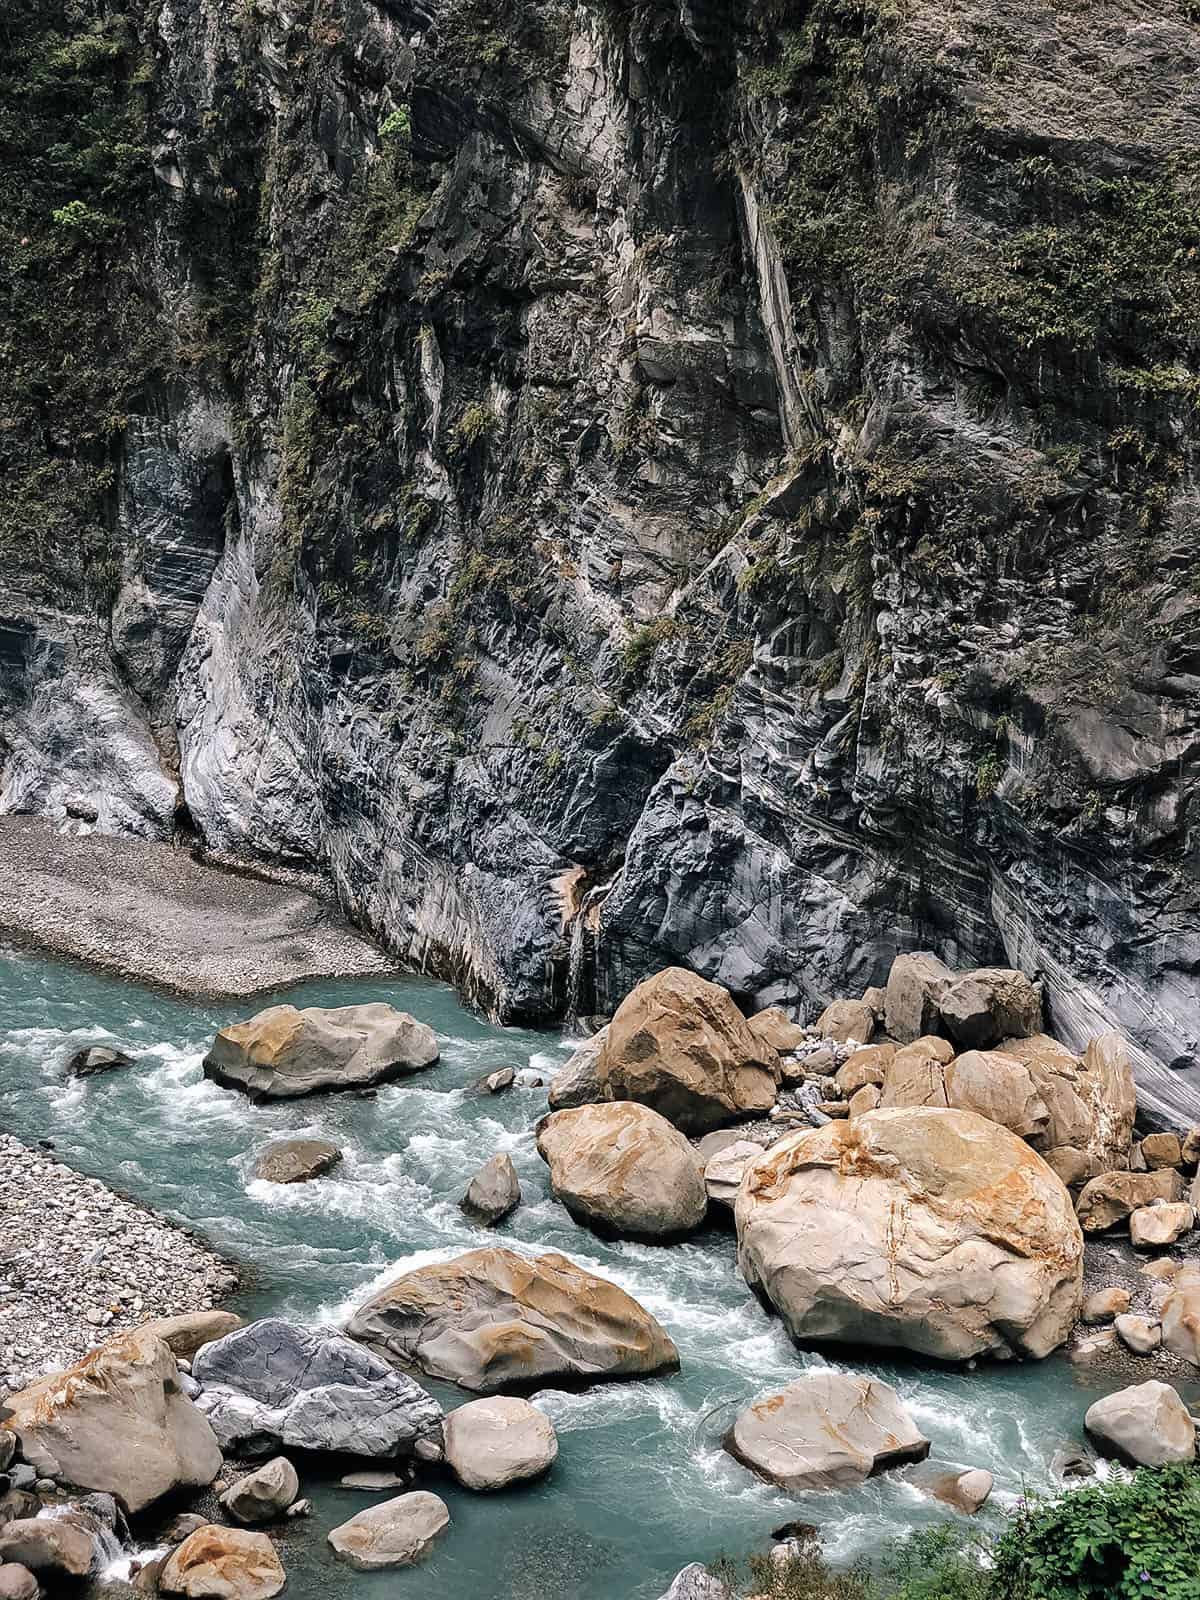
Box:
[0,1133,237,1394]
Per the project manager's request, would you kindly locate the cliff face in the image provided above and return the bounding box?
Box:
[3,0,1200,1119]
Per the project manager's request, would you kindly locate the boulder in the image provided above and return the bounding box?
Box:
[935,968,1042,1049]
[220,1458,298,1525]
[1084,1380,1196,1466]
[656,1566,732,1600]
[158,1527,286,1600]
[460,1154,521,1226]
[1114,1314,1162,1355]
[443,1396,557,1490]
[814,998,874,1045]
[1130,1203,1194,1249]
[747,1009,808,1054]
[1081,1288,1130,1325]
[0,1566,37,1600]
[848,1084,881,1117]
[835,1045,894,1097]
[947,1468,993,1513]
[536,1102,706,1239]
[472,1067,515,1095]
[166,1516,212,1546]
[725,1373,929,1491]
[1161,1265,1200,1364]
[1141,1133,1183,1171]
[1,1329,221,1513]
[0,1520,95,1581]
[339,1470,411,1491]
[884,953,951,1043]
[596,968,778,1134]
[703,1140,763,1207]
[0,1438,15,1475]
[66,1046,134,1078]
[346,1246,679,1393]
[327,1491,449,1570]
[254,1139,342,1184]
[138,1311,243,1362]
[878,1038,953,1110]
[203,1002,438,1098]
[191,1318,443,1458]
[1076,1169,1184,1232]
[943,1050,1049,1141]
[735,1108,1083,1360]
[1183,1127,1200,1167]
[547,1030,607,1110]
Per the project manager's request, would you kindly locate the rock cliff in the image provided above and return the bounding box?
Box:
[2,0,1199,1119]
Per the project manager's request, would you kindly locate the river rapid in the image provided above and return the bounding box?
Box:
[0,947,1169,1599]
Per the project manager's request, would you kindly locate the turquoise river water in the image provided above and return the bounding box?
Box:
[0,944,1182,1600]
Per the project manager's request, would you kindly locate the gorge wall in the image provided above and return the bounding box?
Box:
[3,0,1200,1121]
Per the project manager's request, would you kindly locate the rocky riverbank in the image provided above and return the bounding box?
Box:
[0,819,394,997]
[0,1134,238,1393]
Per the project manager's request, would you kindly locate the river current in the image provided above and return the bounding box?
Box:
[0,947,1163,1599]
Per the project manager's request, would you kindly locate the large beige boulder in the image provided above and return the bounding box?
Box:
[725,1373,929,1491]
[1084,1380,1196,1466]
[346,1247,679,1393]
[203,1002,438,1098]
[158,1526,286,1600]
[1,1328,221,1512]
[327,1491,449,1570]
[884,953,951,1042]
[815,998,874,1045]
[443,1396,557,1490]
[836,1044,894,1097]
[944,1050,1050,1140]
[1162,1264,1200,1364]
[1076,1168,1183,1232]
[935,968,1042,1048]
[748,1008,808,1054]
[996,1031,1137,1183]
[536,1102,706,1238]
[1130,1203,1194,1249]
[0,1520,95,1581]
[735,1108,1083,1360]
[878,1038,953,1109]
[596,968,778,1133]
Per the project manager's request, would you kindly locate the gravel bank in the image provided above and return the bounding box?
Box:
[0,1134,237,1393]
[0,817,394,997]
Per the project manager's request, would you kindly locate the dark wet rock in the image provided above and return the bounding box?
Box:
[459,1154,521,1226]
[254,1139,343,1184]
[66,1046,134,1078]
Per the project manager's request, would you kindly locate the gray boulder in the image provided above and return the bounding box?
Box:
[1084,1380,1196,1466]
[443,1397,557,1491]
[547,1030,607,1110]
[656,1566,732,1600]
[254,1139,342,1184]
[66,1046,134,1078]
[936,968,1042,1048]
[203,1003,439,1098]
[460,1154,521,1226]
[192,1319,443,1459]
[220,1457,299,1525]
[327,1491,449,1570]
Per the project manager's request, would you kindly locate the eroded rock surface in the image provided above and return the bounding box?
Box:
[203,1003,438,1098]
[536,1101,707,1238]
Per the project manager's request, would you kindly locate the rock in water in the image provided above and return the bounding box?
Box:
[1,1328,221,1512]
[460,1153,521,1226]
[547,1029,607,1109]
[66,1045,134,1078]
[202,1002,438,1098]
[725,1373,930,1491]
[220,1457,299,1524]
[596,968,778,1134]
[191,1318,444,1458]
[0,1521,96,1581]
[1084,1380,1196,1466]
[536,1101,707,1238]
[345,1246,679,1393]
[327,1491,449,1570]
[735,1108,1083,1360]
[443,1396,558,1490]
[254,1138,343,1183]
[0,1565,38,1600]
[158,1526,286,1600]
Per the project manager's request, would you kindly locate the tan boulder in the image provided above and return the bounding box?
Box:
[1115,1314,1162,1355]
[139,1311,243,1362]
[0,1520,95,1581]
[1162,1265,1200,1364]
[935,967,1042,1048]
[346,1247,679,1393]
[848,1084,881,1118]
[703,1140,764,1207]
[327,1491,449,1570]
[255,1138,343,1183]
[1182,1127,1200,1167]
[884,953,951,1043]
[878,1038,952,1110]
[1130,1203,1194,1249]
[203,1002,438,1099]
[1141,1133,1183,1171]
[748,1008,808,1054]
[1084,1380,1196,1467]
[443,1396,557,1491]
[943,1050,1050,1141]
[735,1107,1083,1360]
[1076,1169,1184,1232]
[1,1328,221,1512]
[835,1045,894,1097]
[1081,1288,1130,1324]
[597,969,779,1133]
[814,998,875,1045]
[536,1102,706,1239]
[158,1526,286,1600]
[725,1373,929,1491]
[220,1457,299,1525]
[547,1029,606,1110]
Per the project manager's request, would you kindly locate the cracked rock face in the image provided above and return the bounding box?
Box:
[4,1,1200,1127]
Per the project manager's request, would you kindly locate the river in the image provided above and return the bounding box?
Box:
[0,946,1168,1599]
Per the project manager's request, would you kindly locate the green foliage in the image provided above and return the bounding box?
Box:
[52,197,120,240]
[450,402,498,453]
[620,616,687,679]
[976,751,1003,801]
[378,106,411,145]
[874,1524,991,1600]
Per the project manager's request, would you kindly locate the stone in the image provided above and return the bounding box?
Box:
[327,1490,449,1570]
[443,1396,557,1491]
[725,1373,929,1492]
[254,1139,342,1184]
[138,1311,243,1362]
[1114,1314,1162,1355]
[346,1246,679,1393]
[203,1002,439,1098]
[536,1101,706,1238]
[815,998,874,1045]
[943,1049,1050,1140]
[596,968,778,1134]
[0,1495,37,1528]
[1084,1380,1196,1466]
[338,1470,411,1491]
[1182,1127,1200,1167]
[1076,1169,1184,1232]
[835,1044,893,1096]
[1141,1257,1181,1280]
[220,1457,299,1525]
[547,1030,607,1110]
[848,1084,881,1117]
[1081,1288,1130,1324]
[735,1107,1084,1360]
[472,1067,515,1095]
[0,1519,95,1581]
[884,953,951,1044]
[655,1565,732,1600]
[166,1515,212,1546]
[948,1468,993,1513]
[66,1046,134,1078]
[747,1008,808,1054]
[1141,1133,1183,1171]
[1,1328,221,1513]
[996,1031,1136,1183]
[134,1557,166,1593]
[703,1140,762,1207]
[191,1318,443,1458]
[0,1566,38,1600]
[1161,1265,1200,1364]
[879,1038,952,1110]
[935,968,1042,1049]
[158,1526,286,1600]
[0,1441,13,1476]
[460,1153,521,1226]
[1130,1202,1194,1249]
